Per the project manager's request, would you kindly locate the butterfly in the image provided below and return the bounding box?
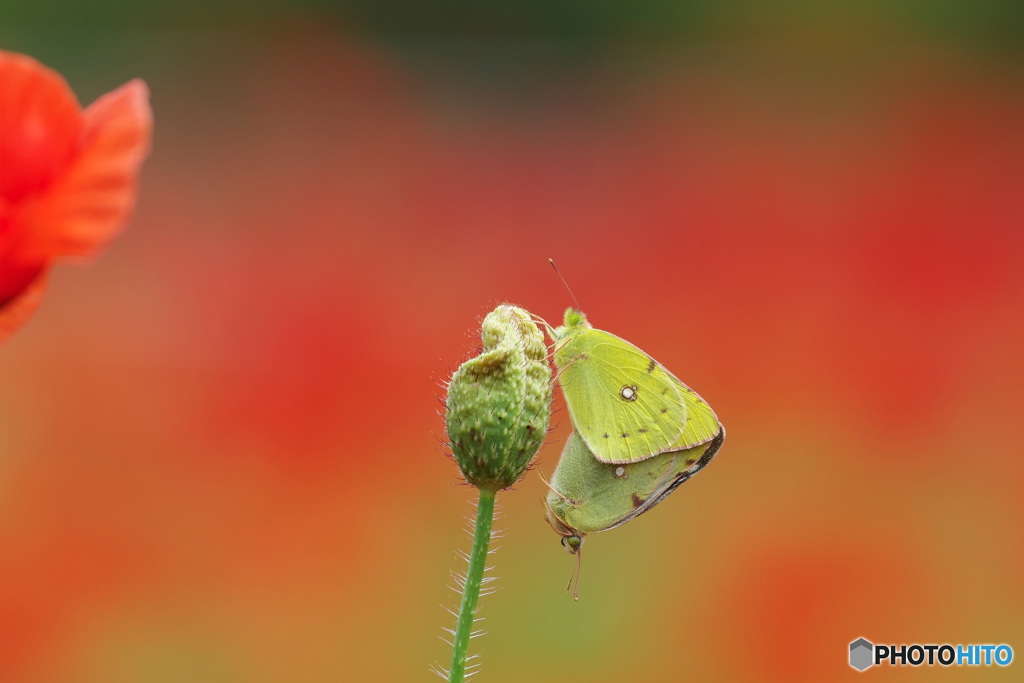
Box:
[546,308,722,464]
[544,428,725,596]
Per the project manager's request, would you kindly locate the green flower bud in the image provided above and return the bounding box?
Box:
[446,304,552,490]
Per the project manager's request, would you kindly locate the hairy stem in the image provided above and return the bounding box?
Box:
[448,487,497,683]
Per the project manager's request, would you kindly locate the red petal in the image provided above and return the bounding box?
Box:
[0,266,47,344]
[25,79,152,258]
[0,52,151,341]
[0,50,82,204]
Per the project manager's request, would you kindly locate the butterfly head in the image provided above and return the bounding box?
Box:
[552,307,590,341]
[561,533,584,555]
[563,307,586,328]
[545,496,585,554]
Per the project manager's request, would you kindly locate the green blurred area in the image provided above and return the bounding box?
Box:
[1,0,1021,54]
[2,0,1021,118]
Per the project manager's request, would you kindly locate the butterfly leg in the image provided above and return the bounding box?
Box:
[536,469,578,505]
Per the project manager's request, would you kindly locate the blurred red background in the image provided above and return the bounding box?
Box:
[1,5,1022,682]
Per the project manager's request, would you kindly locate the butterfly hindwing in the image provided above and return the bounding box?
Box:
[556,327,686,463]
[626,426,725,525]
[545,429,725,540]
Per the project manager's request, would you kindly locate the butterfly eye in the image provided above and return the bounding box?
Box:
[619,385,638,401]
[561,535,583,554]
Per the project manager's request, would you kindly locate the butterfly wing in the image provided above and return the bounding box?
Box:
[605,427,725,530]
[665,372,723,451]
[555,327,686,464]
[545,429,725,538]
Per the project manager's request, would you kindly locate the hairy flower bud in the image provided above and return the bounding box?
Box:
[446,305,552,490]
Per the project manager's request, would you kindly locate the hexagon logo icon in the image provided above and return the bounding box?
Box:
[850,638,874,671]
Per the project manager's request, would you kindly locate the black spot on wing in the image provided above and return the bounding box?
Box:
[630,493,644,508]
[657,429,726,500]
[646,358,656,373]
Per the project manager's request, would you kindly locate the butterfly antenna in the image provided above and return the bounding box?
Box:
[562,545,583,600]
[569,548,583,601]
[548,258,582,312]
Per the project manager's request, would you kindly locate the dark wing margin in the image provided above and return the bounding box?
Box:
[604,426,726,531]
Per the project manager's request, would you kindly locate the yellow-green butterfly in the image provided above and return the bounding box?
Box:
[547,307,721,464]
[544,429,725,595]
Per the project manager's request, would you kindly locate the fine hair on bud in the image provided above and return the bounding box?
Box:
[446,304,552,490]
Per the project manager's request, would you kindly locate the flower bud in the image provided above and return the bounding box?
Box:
[446,305,552,490]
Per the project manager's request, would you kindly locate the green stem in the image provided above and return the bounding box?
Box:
[448,487,497,683]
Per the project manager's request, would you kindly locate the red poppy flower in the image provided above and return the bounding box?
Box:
[0,50,152,342]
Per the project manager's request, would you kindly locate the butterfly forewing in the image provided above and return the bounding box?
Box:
[667,375,722,451]
[556,328,686,464]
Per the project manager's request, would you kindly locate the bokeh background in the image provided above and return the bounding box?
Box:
[2,2,1023,681]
